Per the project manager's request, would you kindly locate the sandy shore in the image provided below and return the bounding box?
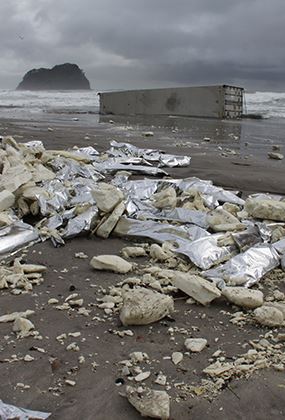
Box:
[0,115,284,420]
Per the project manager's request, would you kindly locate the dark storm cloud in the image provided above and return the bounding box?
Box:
[1,0,285,90]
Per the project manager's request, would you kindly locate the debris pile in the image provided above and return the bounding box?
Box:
[0,135,285,418]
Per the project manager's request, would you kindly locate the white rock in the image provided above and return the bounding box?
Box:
[254,306,284,327]
[0,190,15,211]
[126,386,170,419]
[65,379,76,386]
[245,198,285,222]
[153,187,176,209]
[0,165,33,192]
[129,352,149,363]
[120,287,174,326]
[264,302,285,318]
[23,354,34,362]
[172,352,183,365]
[21,264,47,273]
[184,338,207,352]
[268,152,284,160]
[96,201,125,238]
[121,246,147,258]
[222,287,264,309]
[206,207,243,232]
[170,272,221,305]
[13,317,35,334]
[155,373,167,386]
[92,183,124,213]
[0,310,34,323]
[149,244,169,262]
[90,255,132,274]
[135,371,151,382]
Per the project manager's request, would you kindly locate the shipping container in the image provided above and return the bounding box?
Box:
[99,85,243,119]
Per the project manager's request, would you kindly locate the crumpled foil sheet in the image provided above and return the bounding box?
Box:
[93,160,168,176]
[0,221,39,259]
[114,217,209,244]
[175,234,236,270]
[62,205,99,239]
[0,400,50,420]
[203,244,280,287]
[177,177,244,206]
[140,207,209,229]
[106,140,191,168]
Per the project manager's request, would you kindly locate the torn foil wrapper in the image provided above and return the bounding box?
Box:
[0,400,50,420]
[231,225,262,251]
[93,161,168,176]
[107,140,191,168]
[141,207,209,229]
[62,205,99,239]
[0,222,39,259]
[114,217,209,244]
[203,244,280,287]
[178,177,244,206]
[175,234,235,270]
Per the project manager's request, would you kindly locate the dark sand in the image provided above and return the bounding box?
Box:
[0,115,284,420]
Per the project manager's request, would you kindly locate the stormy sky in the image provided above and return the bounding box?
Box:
[1,0,284,91]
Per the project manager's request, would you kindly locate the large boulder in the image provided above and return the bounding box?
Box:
[16,63,90,90]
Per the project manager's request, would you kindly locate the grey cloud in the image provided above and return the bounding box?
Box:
[0,0,284,90]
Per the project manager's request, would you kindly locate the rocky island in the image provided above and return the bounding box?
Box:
[16,63,90,90]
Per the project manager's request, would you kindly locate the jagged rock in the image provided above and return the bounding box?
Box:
[253,306,284,327]
[90,255,132,274]
[96,202,125,238]
[245,198,285,222]
[17,63,90,90]
[184,338,207,352]
[222,287,264,309]
[169,272,221,305]
[152,187,176,209]
[121,246,147,258]
[92,183,124,213]
[120,287,174,326]
[126,386,170,419]
[0,190,15,211]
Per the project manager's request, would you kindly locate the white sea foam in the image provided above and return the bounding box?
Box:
[245,91,285,118]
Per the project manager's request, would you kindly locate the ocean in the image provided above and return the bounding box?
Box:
[0,89,285,120]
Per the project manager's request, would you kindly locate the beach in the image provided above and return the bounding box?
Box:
[0,112,284,420]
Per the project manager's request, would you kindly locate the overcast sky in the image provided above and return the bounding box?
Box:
[1,0,284,91]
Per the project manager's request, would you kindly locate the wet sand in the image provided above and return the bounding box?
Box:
[0,114,284,420]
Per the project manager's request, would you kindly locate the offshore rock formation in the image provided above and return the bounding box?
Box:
[16,63,90,90]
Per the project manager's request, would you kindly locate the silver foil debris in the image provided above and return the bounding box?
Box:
[0,400,50,420]
[203,244,280,287]
[0,221,39,259]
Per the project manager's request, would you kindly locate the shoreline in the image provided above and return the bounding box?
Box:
[1,113,284,195]
[0,114,284,420]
